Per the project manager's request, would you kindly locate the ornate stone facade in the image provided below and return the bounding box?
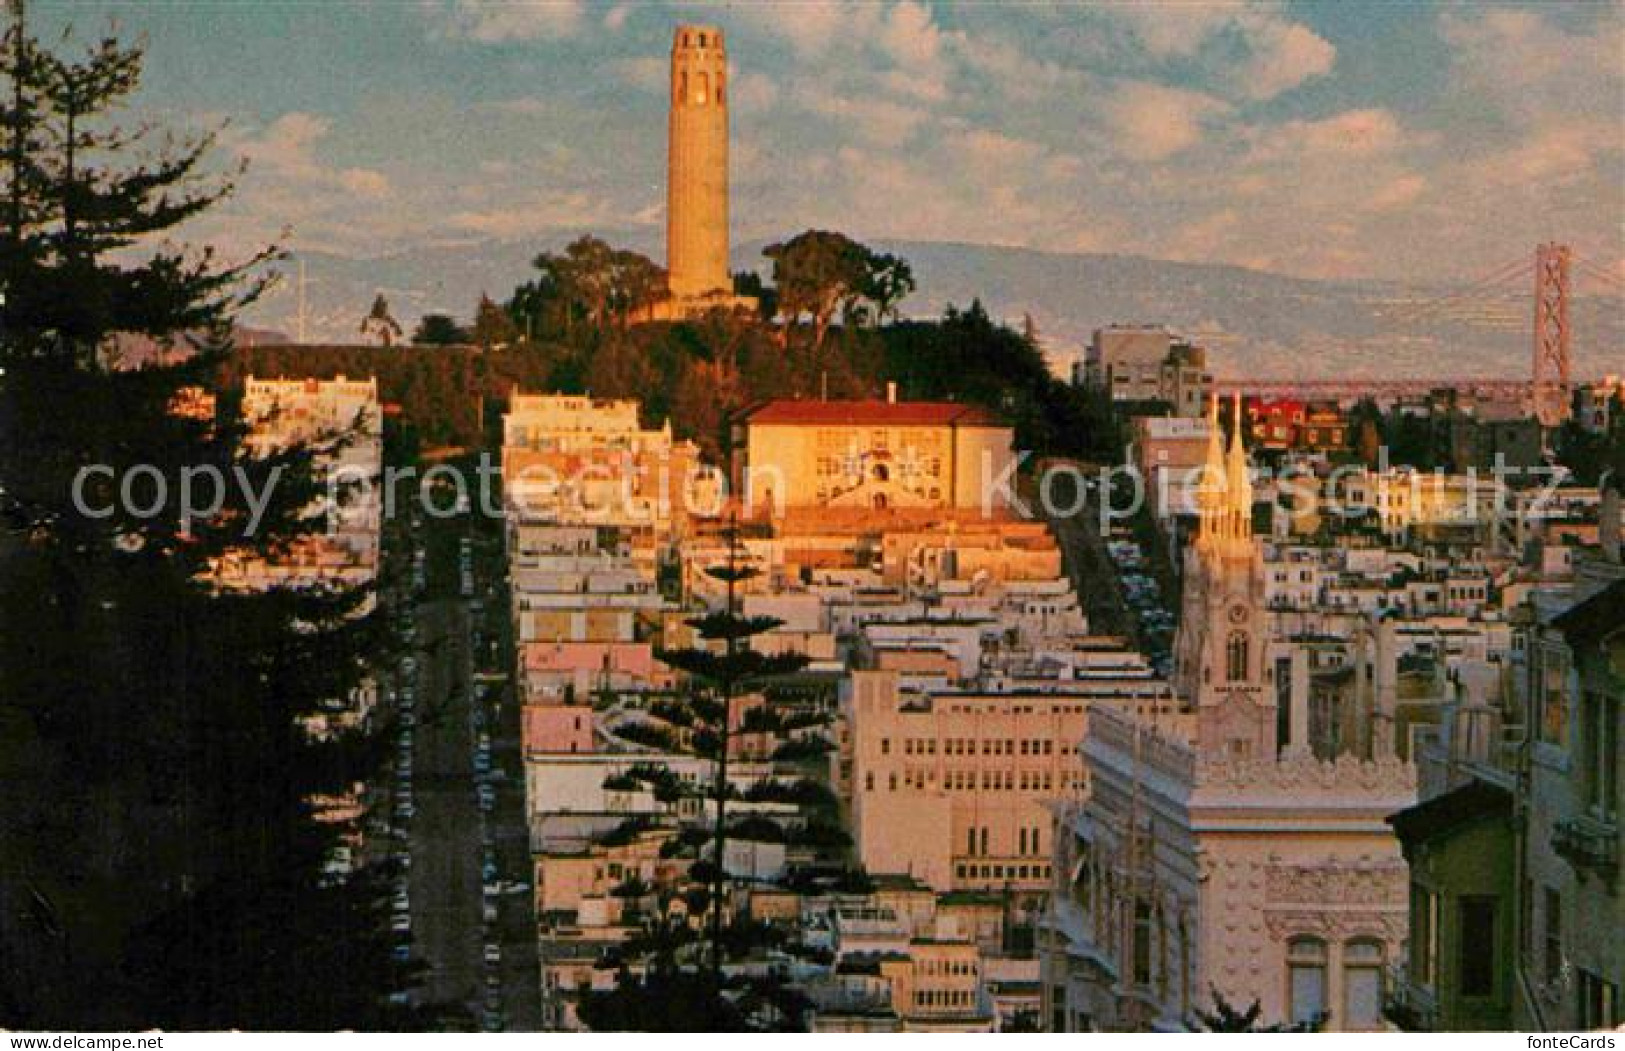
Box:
[1042,398,1417,1031]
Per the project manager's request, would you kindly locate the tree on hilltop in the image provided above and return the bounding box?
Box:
[411,311,468,345]
[764,230,868,353]
[764,232,915,352]
[471,292,516,349]
[360,293,403,347]
[522,235,668,340]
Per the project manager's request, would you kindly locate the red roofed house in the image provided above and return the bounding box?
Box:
[1247,397,1306,451]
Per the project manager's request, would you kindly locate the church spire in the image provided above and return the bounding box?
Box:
[1194,393,1225,546]
[1225,394,1253,541]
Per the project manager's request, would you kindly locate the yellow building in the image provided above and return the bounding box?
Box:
[733,397,1017,516]
[881,939,993,1031]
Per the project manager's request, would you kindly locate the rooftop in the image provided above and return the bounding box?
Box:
[741,399,1002,428]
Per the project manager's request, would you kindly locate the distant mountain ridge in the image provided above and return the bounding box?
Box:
[240,235,1622,380]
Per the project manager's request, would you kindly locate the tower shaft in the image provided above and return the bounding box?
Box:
[1532,241,1572,427]
[667,25,731,300]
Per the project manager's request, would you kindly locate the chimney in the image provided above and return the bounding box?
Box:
[886,381,897,404]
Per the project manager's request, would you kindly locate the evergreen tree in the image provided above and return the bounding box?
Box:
[577,525,835,1031]
[470,291,516,350]
[361,293,403,347]
[411,311,468,346]
[0,7,405,1027]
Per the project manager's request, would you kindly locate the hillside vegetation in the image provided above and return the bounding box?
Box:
[225,234,1120,462]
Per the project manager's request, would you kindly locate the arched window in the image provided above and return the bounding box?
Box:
[1343,939,1385,1030]
[873,463,889,482]
[1287,936,1328,1028]
[716,73,725,105]
[1226,631,1249,682]
[694,72,709,105]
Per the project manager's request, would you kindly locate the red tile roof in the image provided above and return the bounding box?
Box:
[742,399,1002,427]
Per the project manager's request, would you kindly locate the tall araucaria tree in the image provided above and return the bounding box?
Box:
[0,4,414,1029]
[578,523,842,1031]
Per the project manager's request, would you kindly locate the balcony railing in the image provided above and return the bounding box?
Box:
[1383,966,1439,1032]
[1552,813,1620,881]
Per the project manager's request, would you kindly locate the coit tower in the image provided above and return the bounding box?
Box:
[666,25,731,300]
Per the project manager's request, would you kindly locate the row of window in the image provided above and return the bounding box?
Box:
[864,768,1083,793]
[913,988,975,1010]
[964,826,1044,856]
[814,454,943,477]
[955,862,1051,882]
[885,737,1070,757]
[916,958,976,977]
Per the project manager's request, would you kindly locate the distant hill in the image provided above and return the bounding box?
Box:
[239,236,1622,381]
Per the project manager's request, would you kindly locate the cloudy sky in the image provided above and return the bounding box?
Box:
[35,0,1625,282]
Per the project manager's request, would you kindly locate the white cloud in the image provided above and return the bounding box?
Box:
[1105,5,1335,100]
[427,0,584,43]
[877,1,948,100]
[947,32,1086,101]
[603,4,631,32]
[731,72,780,112]
[1254,108,1406,163]
[1440,6,1622,123]
[339,168,392,199]
[731,0,857,58]
[615,55,667,94]
[793,84,930,145]
[1236,19,1336,100]
[1098,81,1229,161]
[880,1,942,69]
[446,187,624,237]
[1364,173,1427,213]
[954,128,1044,168]
[236,113,393,199]
[1468,125,1600,190]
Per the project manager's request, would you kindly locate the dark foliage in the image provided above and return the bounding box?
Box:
[0,12,400,1028]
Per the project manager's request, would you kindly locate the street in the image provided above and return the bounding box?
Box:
[387,495,540,1030]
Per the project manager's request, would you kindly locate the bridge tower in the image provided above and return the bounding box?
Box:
[1531,241,1572,427]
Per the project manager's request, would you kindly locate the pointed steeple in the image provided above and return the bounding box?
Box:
[1226,394,1253,541]
[1196,393,1225,544]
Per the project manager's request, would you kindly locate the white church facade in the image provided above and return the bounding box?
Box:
[1041,398,1416,1031]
